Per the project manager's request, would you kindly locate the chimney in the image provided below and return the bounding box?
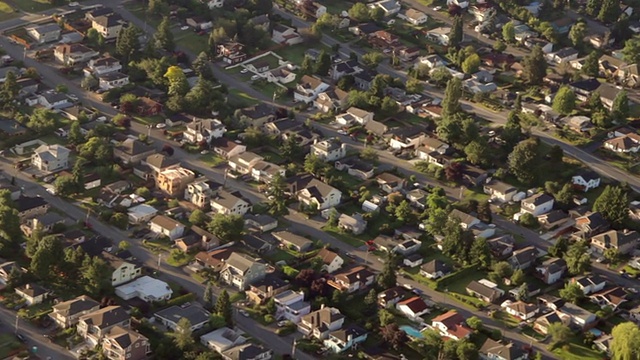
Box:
[320,303,325,310]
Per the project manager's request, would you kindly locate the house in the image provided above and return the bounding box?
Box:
[369,0,401,16]
[335,158,375,180]
[114,276,172,302]
[246,274,289,304]
[311,138,347,162]
[426,27,451,46]
[420,260,451,279]
[466,280,504,303]
[316,248,344,274]
[221,343,273,360]
[589,287,628,310]
[204,0,224,9]
[397,8,428,25]
[54,43,98,65]
[262,118,299,136]
[15,283,50,306]
[26,24,61,44]
[519,193,554,217]
[314,88,350,113]
[563,115,593,133]
[217,42,247,65]
[101,251,142,286]
[186,16,213,30]
[200,327,247,353]
[354,69,377,90]
[416,138,450,159]
[114,139,155,165]
[244,214,278,233]
[572,275,606,296]
[184,179,217,209]
[574,211,610,238]
[298,306,345,339]
[534,311,571,334]
[241,234,273,254]
[483,179,518,202]
[85,56,122,77]
[175,226,219,253]
[0,118,26,138]
[501,300,538,320]
[77,306,131,346]
[102,326,150,360]
[551,17,574,34]
[149,215,186,240]
[559,303,597,329]
[249,14,270,31]
[508,246,539,270]
[376,172,404,194]
[266,67,296,84]
[287,174,342,211]
[378,287,410,309]
[23,212,65,235]
[31,144,70,172]
[450,209,481,230]
[329,60,363,82]
[0,261,23,285]
[571,170,600,192]
[15,196,49,220]
[324,325,367,354]
[195,248,233,271]
[336,107,374,126]
[605,133,640,153]
[229,152,264,174]
[212,138,247,159]
[294,75,329,104]
[535,258,566,285]
[591,229,640,255]
[479,338,529,360]
[273,231,313,253]
[272,24,303,46]
[49,295,100,329]
[273,290,311,323]
[396,296,429,320]
[547,48,579,64]
[220,252,267,290]
[36,92,71,109]
[156,167,196,197]
[91,13,125,40]
[431,311,472,340]
[210,190,251,216]
[369,30,401,49]
[127,204,158,225]
[328,266,375,293]
[136,97,163,116]
[338,213,367,235]
[462,165,490,187]
[299,1,327,19]
[98,72,130,90]
[387,126,427,150]
[349,23,382,37]
[154,305,210,332]
[538,210,570,230]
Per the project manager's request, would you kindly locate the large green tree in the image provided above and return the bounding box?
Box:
[610,322,640,360]
[564,242,591,275]
[116,25,141,65]
[215,290,233,327]
[597,0,620,23]
[593,185,628,227]
[522,46,547,86]
[623,36,640,64]
[172,318,194,350]
[552,86,576,115]
[154,16,175,51]
[559,282,584,304]
[569,22,587,48]
[441,77,462,119]
[612,90,630,122]
[449,16,463,49]
[508,139,538,185]
[502,21,515,43]
[207,214,244,243]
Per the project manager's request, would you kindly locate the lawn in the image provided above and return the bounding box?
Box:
[173,31,207,55]
[124,2,162,29]
[439,269,487,308]
[246,54,282,69]
[275,43,330,66]
[13,0,57,12]
[552,337,604,360]
[199,153,226,167]
[0,333,23,358]
[166,250,193,267]
[263,249,296,264]
[322,224,364,247]
[133,115,165,126]
[228,89,259,107]
[261,151,285,164]
[322,0,353,15]
[0,1,16,21]
[493,310,521,329]
[252,80,285,100]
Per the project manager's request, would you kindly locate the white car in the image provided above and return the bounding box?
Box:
[250,75,260,81]
[433,6,442,11]
[596,257,605,263]
[155,123,167,129]
[337,129,347,135]
[239,310,250,317]
[68,94,78,101]
[277,321,289,327]
[69,1,79,6]
[200,150,209,155]
[181,26,189,30]
[240,69,249,74]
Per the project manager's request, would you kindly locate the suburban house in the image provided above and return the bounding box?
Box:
[101,251,141,286]
[31,144,70,172]
[483,179,518,202]
[574,275,607,295]
[298,306,345,340]
[49,295,100,329]
[335,107,374,126]
[102,326,150,360]
[91,13,125,40]
[221,343,272,360]
[316,248,344,274]
[229,152,264,175]
[244,214,278,233]
[77,306,131,346]
[212,138,247,159]
[272,24,303,46]
[426,27,451,46]
[378,287,410,308]
[175,226,220,253]
[323,325,368,354]
[479,338,529,360]
[127,204,158,225]
[431,311,472,340]
[195,249,233,272]
[114,139,155,165]
[220,252,267,290]
[338,213,367,235]
[519,193,554,217]
[246,274,290,305]
[397,8,428,25]
[311,138,347,162]
[15,283,50,306]
[217,42,247,65]
[210,190,251,216]
[15,196,49,220]
[98,72,130,90]
[273,290,311,323]
[287,174,342,211]
[186,16,213,30]
[328,266,375,293]
[156,167,196,197]
[571,171,601,192]
[450,209,481,230]
[154,305,211,332]
[591,229,640,255]
[535,258,567,285]
[314,88,350,113]
[466,280,504,303]
[335,158,375,180]
[200,327,247,353]
[369,0,401,16]
[54,43,99,65]
[574,211,610,238]
[534,311,571,335]
[501,300,538,320]
[35,92,71,109]
[184,179,217,209]
[388,126,427,150]
[376,172,405,194]
[294,75,330,104]
[84,56,122,77]
[149,215,186,240]
[273,231,313,253]
[589,287,628,310]
[559,303,597,329]
[605,132,640,153]
[420,259,451,279]
[27,24,61,44]
[241,234,273,254]
[114,276,173,303]
[396,296,430,320]
[508,246,539,270]
[184,118,226,144]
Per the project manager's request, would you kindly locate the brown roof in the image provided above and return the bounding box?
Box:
[397,296,428,314]
[432,310,472,338]
[150,215,184,231]
[195,248,232,268]
[299,75,324,89]
[317,248,339,264]
[335,266,374,284]
[79,306,129,329]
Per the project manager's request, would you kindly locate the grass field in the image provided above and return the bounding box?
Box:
[552,337,604,360]
[173,31,207,55]
[13,0,57,13]
[0,1,16,21]
[199,153,226,167]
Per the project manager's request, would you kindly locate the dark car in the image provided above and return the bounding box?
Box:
[15,333,26,343]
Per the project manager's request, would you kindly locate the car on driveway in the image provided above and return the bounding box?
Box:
[345,252,356,260]
[337,129,347,135]
[181,26,189,30]
[240,69,249,74]
[277,320,289,327]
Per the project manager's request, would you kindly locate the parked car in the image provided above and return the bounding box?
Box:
[240,69,249,74]
[156,123,167,129]
[239,310,250,317]
[337,129,347,135]
[251,75,260,81]
[15,333,26,343]
[180,26,189,30]
[277,321,289,327]
[344,252,356,260]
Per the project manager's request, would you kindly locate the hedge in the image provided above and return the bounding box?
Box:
[435,266,478,290]
[166,293,196,307]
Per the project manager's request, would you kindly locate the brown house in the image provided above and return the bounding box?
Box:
[194,248,233,271]
[102,326,151,360]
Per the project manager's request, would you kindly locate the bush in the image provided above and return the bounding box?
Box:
[276,326,296,336]
[264,314,275,324]
[166,293,196,307]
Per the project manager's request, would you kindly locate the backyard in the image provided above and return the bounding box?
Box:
[13,0,57,13]
[552,336,604,360]
[275,44,331,66]
[173,31,208,55]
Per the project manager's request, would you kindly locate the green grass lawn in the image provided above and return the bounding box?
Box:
[0,333,23,358]
[252,81,284,100]
[199,153,226,167]
[133,115,165,126]
[247,54,282,69]
[275,43,331,66]
[322,0,353,14]
[166,250,193,267]
[261,151,285,164]
[0,1,16,21]
[322,224,364,247]
[228,89,259,107]
[13,0,57,12]
[552,336,604,360]
[173,31,207,55]
[124,2,162,29]
[493,310,521,329]
[440,270,487,308]
[263,249,296,264]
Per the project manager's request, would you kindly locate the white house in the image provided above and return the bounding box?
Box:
[571,171,601,192]
[98,72,129,90]
[273,290,311,323]
[397,8,428,25]
[272,24,303,46]
[311,139,347,162]
[26,24,60,44]
[114,276,172,302]
[293,176,342,210]
[205,0,224,8]
[210,190,251,216]
[31,144,70,172]
[431,311,472,340]
[101,252,142,287]
[84,56,121,77]
[200,327,246,353]
[54,43,99,65]
[519,193,554,217]
[294,75,330,104]
[500,300,538,320]
[183,118,226,144]
[316,248,344,274]
[335,107,374,126]
[396,296,430,320]
[426,27,451,46]
[368,0,401,16]
[149,215,186,240]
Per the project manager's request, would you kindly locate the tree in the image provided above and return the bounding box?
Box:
[493,40,507,52]
[116,25,141,65]
[364,288,378,306]
[508,139,538,185]
[189,209,207,226]
[266,173,288,216]
[548,323,572,346]
[377,255,398,289]
[604,248,620,264]
[81,257,111,296]
[54,175,76,196]
[560,282,584,304]
[610,322,640,360]
[469,237,490,268]
[165,66,189,97]
[304,154,328,177]
[555,183,574,210]
[442,77,462,118]
[192,52,213,80]
[523,46,547,86]
[154,17,174,51]
[586,0,600,17]
[207,214,244,243]
[148,0,168,15]
[593,185,628,227]
[502,21,515,43]
[215,290,233,327]
[348,3,370,22]
[582,51,599,77]
[362,52,384,68]
[552,86,576,115]
[381,324,408,350]
[491,261,513,281]
[395,201,413,223]
[110,213,128,230]
[564,242,591,275]
[316,13,339,30]
[280,135,302,162]
[0,199,20,243]
[30,236,64,279]
[27,108,57,134]
[360,147,379,162]
[519,213,538,228]
[465,139,490,166]
[85,28,104,49]
[466,316,483,330]
[548,145,564,163]
[300,55,314,75]
[511,268,525,286]
[569,22,587,48]
[461,53,481,74]
[381,96,399,116]
[405,78,423,94]
[549,237,569,258]
[378,309,395,326]
[456,340,478,360]
[172,318,194,350]
[0,71,18,107]
[369,7,384,22]
[449,16,463,49]
[598,0,620,23]
[612,90,629,122]
[624,36,640,65]
[315,50,331,76]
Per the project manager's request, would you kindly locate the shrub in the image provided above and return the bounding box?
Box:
[166,293,195,307]
[264,314,275,324]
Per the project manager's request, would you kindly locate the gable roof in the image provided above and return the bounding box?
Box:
[420,259,451,275]
[317,248,340,264]
[431,310,472,338]
[397,296,428,314]
[52,295,99,317]
[150,215,184,231]
[79,306,129,329]
[480,338,528,360]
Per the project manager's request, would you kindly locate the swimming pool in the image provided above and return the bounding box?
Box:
[399,325,424,339]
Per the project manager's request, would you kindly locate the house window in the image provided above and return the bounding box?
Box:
[135,343,139,348]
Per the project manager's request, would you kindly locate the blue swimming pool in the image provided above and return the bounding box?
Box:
[399,325,424,339]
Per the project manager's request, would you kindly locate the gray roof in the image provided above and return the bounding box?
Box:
[222,343,271,360]
[225,252,261,274]
[211,190,248,210]
[79,306,128,329]
[421,259,451,275]
[29,24,60,35]
[33,212,65,226]
[273,231,312,248]
[52,295,99,317]
[480,338,527,360]
[155,305,211,326]
[0,118,26,135]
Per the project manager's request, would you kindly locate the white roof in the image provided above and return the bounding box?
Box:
[128,204,158,217]
[115,276,172,301]
[200,327,247,351]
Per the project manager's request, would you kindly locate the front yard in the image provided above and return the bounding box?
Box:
[199,153,226,167]
[552,336,605,360]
